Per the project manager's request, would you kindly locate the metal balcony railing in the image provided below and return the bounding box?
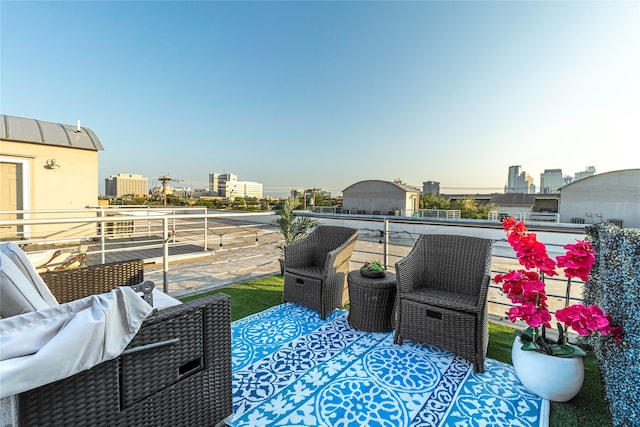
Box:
[1,207,590,324]
[488,210,560,223]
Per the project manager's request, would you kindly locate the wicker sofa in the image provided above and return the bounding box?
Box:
[282,226,360,320]
[14,259,232,426]
[393,234,493,373]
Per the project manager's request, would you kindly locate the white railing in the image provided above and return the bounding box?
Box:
[402,209,461,218]
[488,210,559,223]
[1,207,589,320]
[0,207,277,293]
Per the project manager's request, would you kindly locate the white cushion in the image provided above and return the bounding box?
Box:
[0,286,153,398]
[0,243,58,307]
[151,289,182,309]
[0,253,52,318]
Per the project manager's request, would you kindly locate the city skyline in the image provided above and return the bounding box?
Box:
[2,2,638,198]
[110,163,602,199]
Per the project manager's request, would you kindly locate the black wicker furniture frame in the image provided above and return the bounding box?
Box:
[347,270,397,332]
[393,234,493,373]
[282,226,360,320]
[15,259,232,426]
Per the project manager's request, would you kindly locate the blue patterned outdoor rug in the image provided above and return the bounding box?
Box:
[227,303,549,427]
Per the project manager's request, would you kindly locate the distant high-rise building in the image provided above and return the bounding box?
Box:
[506,165,522,193]
[172,187,192,199]
[209,173,238,196]
[422,181,440,195]
[540,169,563,194]
[290,188,331,206]
[225,180,263,198]
[310,188,331,199]
[575,166,596,181]
[291,189,305,199]
[505,165,535,194]
[105,173,148,197]
[208,174,220,195]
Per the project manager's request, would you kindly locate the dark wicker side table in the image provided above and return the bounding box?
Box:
[347,270,397,332]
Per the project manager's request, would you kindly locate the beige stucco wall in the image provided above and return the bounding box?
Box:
[1,141,99,239]
[3,140,99,209]
[559,169,640,228]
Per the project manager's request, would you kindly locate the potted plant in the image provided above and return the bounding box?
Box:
[494,217,623,401]
[360,260,386,278]
[275,198,318,275]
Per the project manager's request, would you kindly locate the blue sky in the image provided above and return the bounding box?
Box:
[2,1,638,197]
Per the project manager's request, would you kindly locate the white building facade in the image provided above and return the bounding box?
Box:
[540,169,563,194]
[574,166,596,181]
[105,173,148,197]
[209,173,238,196]
[558,169,640,228]
[225,180,263,199]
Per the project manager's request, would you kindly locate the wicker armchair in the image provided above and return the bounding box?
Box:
[282,226,360,320]
[393,234,493,373]
[15,260,232,426]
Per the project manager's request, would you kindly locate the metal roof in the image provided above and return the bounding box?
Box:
[0,114,104,151]
[343,180,421,194]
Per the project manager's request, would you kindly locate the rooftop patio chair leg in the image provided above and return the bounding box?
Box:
[393,305,403,344]
[393,331,403,345]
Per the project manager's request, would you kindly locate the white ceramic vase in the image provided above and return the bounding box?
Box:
[511,336,584,402]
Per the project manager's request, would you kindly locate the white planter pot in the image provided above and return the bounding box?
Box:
[511,337,584,402]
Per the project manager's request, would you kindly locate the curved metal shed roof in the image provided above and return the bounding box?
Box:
[0,114,104,151]
[343,179,421,194]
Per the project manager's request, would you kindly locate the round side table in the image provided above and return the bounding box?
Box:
[347,270,397,332]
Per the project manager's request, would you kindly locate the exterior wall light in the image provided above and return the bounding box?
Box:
[45,159,61,169]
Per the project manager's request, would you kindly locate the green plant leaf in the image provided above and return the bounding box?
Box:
[538,337,553,354]
[556,322,567,345]
[520,327,535,342]
[275,197,318,257]
[550,343,587,358]
[521,341,540,351]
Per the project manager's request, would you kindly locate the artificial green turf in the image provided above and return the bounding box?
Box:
[548,353,612,427]
[487,322,613,427]
[487,322,517,363]
[180,275,284,321]
[184,275,613,427]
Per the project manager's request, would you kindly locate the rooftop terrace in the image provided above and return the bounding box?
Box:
[1,207,628,426]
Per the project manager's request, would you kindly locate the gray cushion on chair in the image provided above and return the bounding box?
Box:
[0,253,52,318]
[0,243,58,307]
[285,266,325,279]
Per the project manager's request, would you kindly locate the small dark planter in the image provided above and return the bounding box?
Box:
[360,270,386,278]
[279,258,285,275]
